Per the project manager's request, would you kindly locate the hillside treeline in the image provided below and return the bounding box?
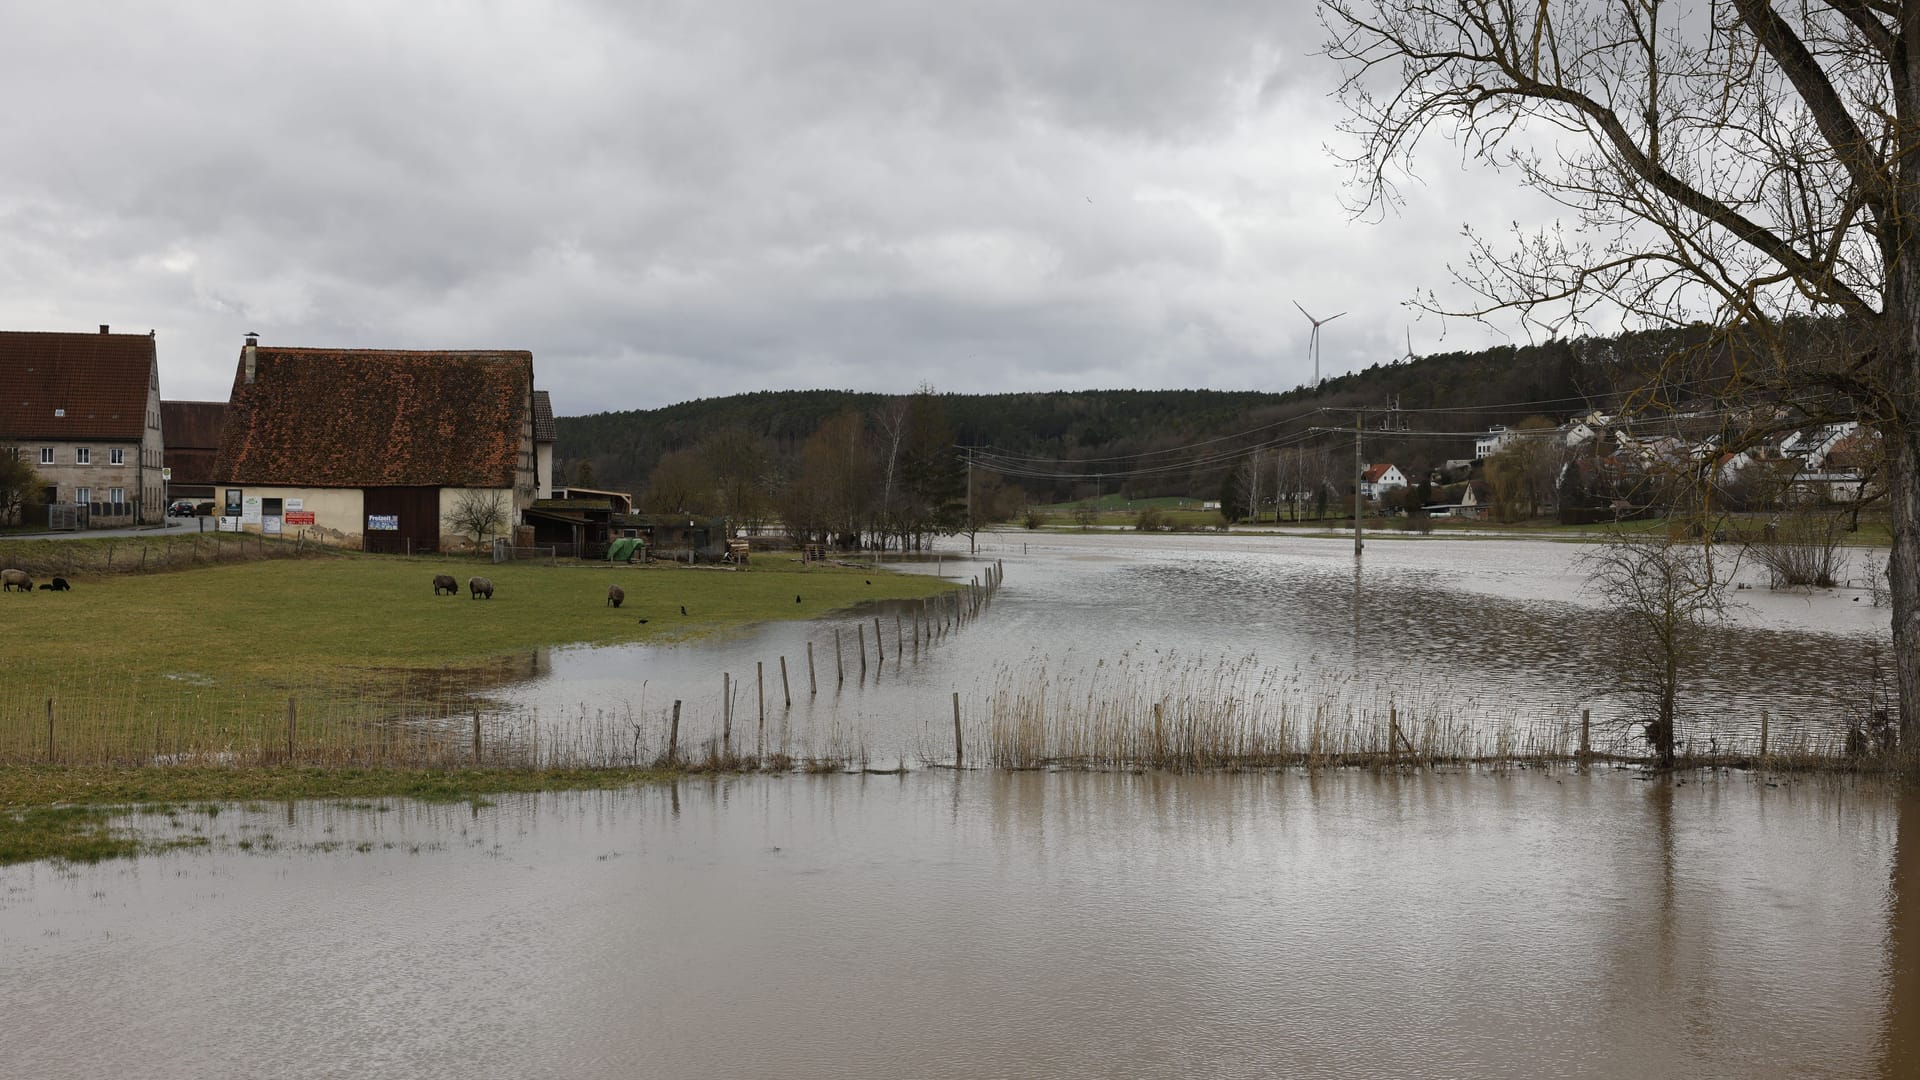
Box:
[557,323,1734,512]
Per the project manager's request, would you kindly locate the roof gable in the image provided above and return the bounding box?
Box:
[533,390,556,442]
[214,347,534,488]
[0,330,156,441]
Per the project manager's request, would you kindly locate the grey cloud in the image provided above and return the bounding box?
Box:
[0,0,1522,417]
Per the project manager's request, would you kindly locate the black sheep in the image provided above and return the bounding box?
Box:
[38,577,71,592]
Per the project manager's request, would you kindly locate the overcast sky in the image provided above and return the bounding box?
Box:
[0,1,1537,417]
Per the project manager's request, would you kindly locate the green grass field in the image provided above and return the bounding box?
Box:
[0,549,954,765]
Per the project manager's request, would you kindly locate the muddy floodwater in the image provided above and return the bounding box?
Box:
[486,532,1888,763]
[4,770,1918,1078]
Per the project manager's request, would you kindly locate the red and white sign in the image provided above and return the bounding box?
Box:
[285,511,316,526]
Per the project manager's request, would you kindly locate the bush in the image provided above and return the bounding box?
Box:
[1135,506,1167,531]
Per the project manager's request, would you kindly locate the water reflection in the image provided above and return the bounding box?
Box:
[1885,789,1920,1075]
[2,771,1902,1079]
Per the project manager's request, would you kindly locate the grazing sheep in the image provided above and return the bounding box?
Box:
[432,573,459,596]
[606,584,625,608]
[39,578,70,592]
[1,568,31,593]
[469,576,494,600]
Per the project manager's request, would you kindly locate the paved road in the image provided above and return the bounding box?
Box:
[11,516,209,540]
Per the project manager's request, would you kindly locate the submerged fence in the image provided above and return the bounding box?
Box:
[0,557,1878,772]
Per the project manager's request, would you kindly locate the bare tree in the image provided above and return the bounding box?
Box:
[1324,0,1920,744]
[1583,531,1731,766]
[443,489,511,547]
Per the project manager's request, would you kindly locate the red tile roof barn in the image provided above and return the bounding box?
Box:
[0,330,156,441]
[214,347,534,488]
[161,400,228,485]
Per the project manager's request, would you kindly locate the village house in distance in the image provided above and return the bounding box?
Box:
[0,326,168,526]
[211,334,546,552]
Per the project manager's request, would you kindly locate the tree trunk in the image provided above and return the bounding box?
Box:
[1888,420,1920,750]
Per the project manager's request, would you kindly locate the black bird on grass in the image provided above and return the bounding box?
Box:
[795,595,802,603]
[637,618,649,624]
[865,580,871,585]
[680,605,687,615]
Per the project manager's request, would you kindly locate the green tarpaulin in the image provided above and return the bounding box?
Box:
[607,537,644,562]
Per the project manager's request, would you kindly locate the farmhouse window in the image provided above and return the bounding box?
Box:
[110,487,124,504]
[110,448,124,465]
[39,447,53,465]
[75,486,90,505]
[75,448,90,465]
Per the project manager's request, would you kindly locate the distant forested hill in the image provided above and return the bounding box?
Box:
[555,323,1718,504]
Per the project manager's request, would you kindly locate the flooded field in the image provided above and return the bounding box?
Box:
[485,532,1888,764]
[3,770,1915,1078]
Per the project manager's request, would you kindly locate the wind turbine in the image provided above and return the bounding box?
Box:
[1294,302,1347,385]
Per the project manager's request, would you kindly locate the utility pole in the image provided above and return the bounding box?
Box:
[966,446,975,554]
[1353,409,1364,556]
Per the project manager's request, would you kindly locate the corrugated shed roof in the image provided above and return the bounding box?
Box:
[161,400,227,450]
[533,389,555,442]
[213,347,534,488]
[0,330,155,441]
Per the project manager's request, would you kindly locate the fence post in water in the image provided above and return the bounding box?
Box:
[857,623,868,679]
[835,629,845,686]
[668,701,681,764]
[1388,706,1398,768]
[756,661,766,759]
[953,691,963,768]
[46,698,54,763]
[1580,709,1591,762]
[473,711,483,764]
[807,641,818,695]
[895,616,902,662]
[912,611,920,661]
[287,697,297,762]
[780,655,792,708]
[874,617,884,663]
[722,672,732,755]
[1759,708,1769,761]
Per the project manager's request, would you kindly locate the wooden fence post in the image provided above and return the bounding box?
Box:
[807,641,818,695]
[472,711,483,763]
[1759,708,1769,761]
[953,691,964,768]
[895,615,902,661]
[668,700,681,764]
[780,655,792,708]
[857,623,868,679]
[1388,706,1398,767]
[1580,709,1591,761]
[757,662,766,759]
[874,617,884,663]
[722,673,732,754]
[834,630,844,686]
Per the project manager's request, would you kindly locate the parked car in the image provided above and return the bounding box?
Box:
[168,500,198,517]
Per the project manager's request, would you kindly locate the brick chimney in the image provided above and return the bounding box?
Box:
[99,324,109,334]
[244,332,258,383]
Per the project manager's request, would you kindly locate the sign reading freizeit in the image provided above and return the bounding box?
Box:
[368,515,399,531]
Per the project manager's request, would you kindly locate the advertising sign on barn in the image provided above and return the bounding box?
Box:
[285,511,316,526]
[368,515,399,531]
